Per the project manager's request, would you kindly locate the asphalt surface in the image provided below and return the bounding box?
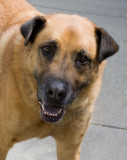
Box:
[6,0,127,160]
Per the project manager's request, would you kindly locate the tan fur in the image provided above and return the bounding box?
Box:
[0,0,106,160]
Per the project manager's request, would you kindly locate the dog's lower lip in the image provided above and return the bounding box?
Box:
[38,101,66,122]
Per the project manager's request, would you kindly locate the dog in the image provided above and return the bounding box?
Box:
[0,0,119,159]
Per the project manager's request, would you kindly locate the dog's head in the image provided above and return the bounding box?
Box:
[20,14,119,123]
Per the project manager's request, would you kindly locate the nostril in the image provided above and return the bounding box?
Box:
[46,88,66,100]
[58,91,66,98]
[47,90,54,96]
[58,92,63,98]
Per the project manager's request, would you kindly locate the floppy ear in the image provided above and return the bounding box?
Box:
[20,16,46,46]
[95,28,119,64]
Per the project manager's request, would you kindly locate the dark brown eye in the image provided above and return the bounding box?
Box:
[79,55,89,65]
[40,41,57,58]
[42,46,51,54]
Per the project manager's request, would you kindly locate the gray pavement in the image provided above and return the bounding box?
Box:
[6,0,127,160]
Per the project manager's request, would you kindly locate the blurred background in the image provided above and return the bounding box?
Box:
[7,0,127,160]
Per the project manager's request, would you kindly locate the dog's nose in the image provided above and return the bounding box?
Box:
[46,80,67,101]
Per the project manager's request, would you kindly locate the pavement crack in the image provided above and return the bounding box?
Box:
[91,122,127,131]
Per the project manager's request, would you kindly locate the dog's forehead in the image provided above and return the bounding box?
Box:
[38,14,97,58]
[47,14,95,27]
[47,14,96,34]
[49,15,96,55]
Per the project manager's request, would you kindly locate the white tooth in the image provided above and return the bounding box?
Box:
[55,114,57,116]
[39,101,42,105]
[58,109,62,114]
[44,111,46,114]
[41,104,45,111]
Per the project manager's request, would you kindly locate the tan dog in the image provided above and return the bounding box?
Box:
[0,0,119,159]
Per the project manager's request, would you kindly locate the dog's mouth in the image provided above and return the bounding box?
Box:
[39,101,66,122]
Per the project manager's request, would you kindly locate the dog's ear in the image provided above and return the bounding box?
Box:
[95,28,119,64]
[20,16,46,46]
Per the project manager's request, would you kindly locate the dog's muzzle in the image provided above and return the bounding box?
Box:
[37,76,72,122]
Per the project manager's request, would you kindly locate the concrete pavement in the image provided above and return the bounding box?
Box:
[6,0,127,159]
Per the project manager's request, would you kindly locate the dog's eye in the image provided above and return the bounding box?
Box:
[40,41,57,58]
[79,56,88,64]
[78,55,89,65]
[76,50,90,66]
[41,46,51,55]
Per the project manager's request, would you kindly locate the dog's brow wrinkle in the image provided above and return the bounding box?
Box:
[60,55,67,71]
